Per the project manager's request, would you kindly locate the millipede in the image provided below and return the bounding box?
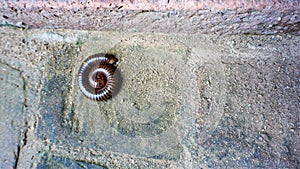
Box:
[78,53,118,101]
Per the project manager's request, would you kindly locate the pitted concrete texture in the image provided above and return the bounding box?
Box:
[0,27,299,168]
[0,63,25,168]
[0,0,299,35]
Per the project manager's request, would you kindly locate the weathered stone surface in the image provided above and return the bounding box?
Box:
[0,27,299,168]
[0,63,25,168]
[0,1,299,35]
[193,35,300,168]
[35,153,108,169]
[197,55,299,168]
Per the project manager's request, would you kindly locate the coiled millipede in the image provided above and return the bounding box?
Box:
[78,54,118,101]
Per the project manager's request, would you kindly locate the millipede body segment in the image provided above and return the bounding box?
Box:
[78,54,118,101]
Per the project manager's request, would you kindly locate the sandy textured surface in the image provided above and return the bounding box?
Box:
[0,27,299,168]
[1,0,299,35]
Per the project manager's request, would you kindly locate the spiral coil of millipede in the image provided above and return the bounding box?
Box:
[78,54,118,101]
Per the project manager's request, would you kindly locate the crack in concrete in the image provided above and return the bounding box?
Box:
[0,62,28,169]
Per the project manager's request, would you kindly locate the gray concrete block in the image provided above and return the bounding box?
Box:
[0,27,299,168]
[36,153,108,169]
[0,63,25,168]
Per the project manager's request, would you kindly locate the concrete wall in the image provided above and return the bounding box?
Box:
[0,27,299,169]
[0,1,299,169]
[1,0,299,34]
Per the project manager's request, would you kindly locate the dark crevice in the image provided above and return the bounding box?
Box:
[13,145,21,169]
[15,75,26,169]
[22,125,29,146]
[14,124,29,169]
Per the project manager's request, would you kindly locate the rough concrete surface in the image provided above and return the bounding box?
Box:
[0,63,25,169]
[0,1,299,35]
[0,26,299,169]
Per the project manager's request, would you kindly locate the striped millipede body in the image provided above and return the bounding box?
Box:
[78,54,118,101]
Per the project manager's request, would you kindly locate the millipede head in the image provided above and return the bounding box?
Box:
[105,54,118,65]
